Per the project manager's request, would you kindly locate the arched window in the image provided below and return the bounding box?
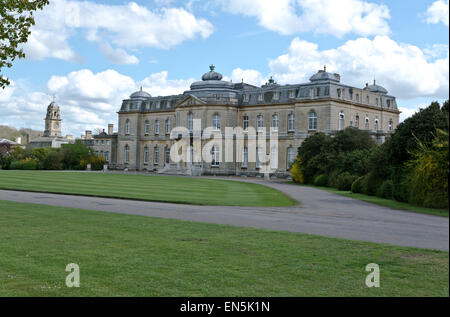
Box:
[165,145,170,164]
[365,117,370,130]
[308,111,317,130]
[144,145,149,163]
[287,146,296,168]
[272,114,279,131]
[288,113,295,131]
[242,146,248,168]
[155,120,160,134]
[256,147,262,169]
[243,115,249,131]
[125,119,130,134]
[124,145,130,163]
[211,145,220,166]
[154,146,159,164]
[271,146,278,169]
[366,95,370,104]
[355,115,360,128]
[213,114,221,130]
[165,118,171,134]
[338,112,345,130]
[257,114,264,132]
[188,112,193,132]
[374,119,379,131]
[144,120,150,134]
[388,119,393,131]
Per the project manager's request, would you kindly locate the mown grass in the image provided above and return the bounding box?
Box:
[0,200,448,297]
[292,183,449,217]
[0,170,296,207]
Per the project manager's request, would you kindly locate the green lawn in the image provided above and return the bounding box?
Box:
[293,183,449,217]
[0,170,296,207]
[0,200,448,296]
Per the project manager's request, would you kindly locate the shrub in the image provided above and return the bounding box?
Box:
[313,174,328,187]
[90,156,106,170]
[9,159,38,170]
[336,172,358,191]
[361,172,382,196]
[377,180,394,199]
[351,176,364,193]
[290,159,304,184]
[327,170,341,188]
[43,150,64,170]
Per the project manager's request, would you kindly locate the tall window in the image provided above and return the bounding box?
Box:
[155,120,160,134]
[287,147,296,168]
[165,118,171,134]
[272,114,279,131]
[257,115,264,132]
[165,146,170,164]
[337,88,341,98]
[289,90,295,98]
[213,114,221,130]
[154,146,159,164]
[125,145,130,163]
[105,151,109,162]
[388,119,393,131]
[258,94,263,102]
[243,115,249,131]
[144,120,150,134]
[375,98,379,106]
[365,117,370,130]
[188,112,193,132]
[387,99,391,108]
[338,112,345,130]
[355,115,360,128]
[273,92,279,100]
[308,111,317,130]
[243,94,249,102]
[271,146,278,169]
[144,145,149,163]
[374,119,379,131]
[211,145,220,166]
[288,113,295,131]
[125,119,130,134]
[242,147,248,168]
[256,147,262,169]
[366,95,370,104]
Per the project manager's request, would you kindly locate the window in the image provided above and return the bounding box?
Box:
[308,111,317,130]
[156,100,160,109]
[256,147,262,169]
[243,115,249,131]
[289,90,295,98]
[213,114,221,130]
[257,115,264,132]
[387,99,391,108]
[365,117,370,130]
[388,119,393,131]
[105,151,109,162]
[366,95,370,104]
[355,115,360,128]
[272,114,279,131]
[154,146,159,164]
[211,145,220,166]
[125,145,130,163]
[165,118,171,134]
[165,146,170,164]
[242,147,248,168]
[258,94,263,102]
[337,88,341,98]
[271,146,278,169]
[145,120,150,134]
[155,120,160,134]
[106,140,110,146]
[188,113,193,132]
[376,98,379,106]
[287,147,296,168]
[338,112,345,130]
[125,119,130,134]
[349,89,353,100]
[243,94,249,102]
[101,140,104,145]
[374,119,379,131]
[273,92,280,100]
[144,145,149,164]
[288,113,295,131]
[356,93,359,102]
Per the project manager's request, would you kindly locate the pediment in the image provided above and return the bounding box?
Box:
[177,94,206,107]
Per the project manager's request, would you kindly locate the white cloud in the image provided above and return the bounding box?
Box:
[139,71,194,97]
[99,43,139,65]
[226,68,266,86]
[398,107,418,122]
[221,0,390,37]
[268,36,449,100]
[23,0,214,62]
[423,0,449,26]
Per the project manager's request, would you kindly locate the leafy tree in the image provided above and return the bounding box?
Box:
[60,140,91,170]
[1,0,49,88]
[332,127,376,153]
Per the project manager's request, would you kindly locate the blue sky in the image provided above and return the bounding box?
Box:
[0,0,448,137]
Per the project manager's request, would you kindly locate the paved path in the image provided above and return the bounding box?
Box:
[0,177,448,251]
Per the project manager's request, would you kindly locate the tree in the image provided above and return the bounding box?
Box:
[1,0,49,88]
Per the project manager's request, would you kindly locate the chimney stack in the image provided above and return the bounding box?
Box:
[85,130,92,139]
[108,124,114,135]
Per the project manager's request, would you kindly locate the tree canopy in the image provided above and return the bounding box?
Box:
[0,0,49,88]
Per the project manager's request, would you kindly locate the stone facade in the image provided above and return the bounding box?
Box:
[94,66,400,176]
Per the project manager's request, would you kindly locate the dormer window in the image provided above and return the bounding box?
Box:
[387,99,391,108]
[337,88,341,98]
[316,87,320,97]
[273,91,280,100]
[375,98,379,106]
[366,95,370,104]
[258,94,263,102]
[243,94,249,102]
[156,100,160,109]
[289,90,295,98]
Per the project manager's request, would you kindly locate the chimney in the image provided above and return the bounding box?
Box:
[85,130,92,139]
[108,124,114,135]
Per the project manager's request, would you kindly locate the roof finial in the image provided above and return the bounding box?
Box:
[373,79,376,85]
[241,78,243,83]
[209,64,215,71]
[140,86,142,91]
[324,65,326,72]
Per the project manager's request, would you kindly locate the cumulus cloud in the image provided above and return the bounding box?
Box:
[23,0,214,62]
[226,68,266,86]
[268,36,449,100]
[139,71,194,97]
[99,43,139,65]
[221,0,390,37]
[423,0,449,26]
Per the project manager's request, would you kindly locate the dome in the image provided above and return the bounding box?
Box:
[366,80,388,94]
[309,66,340,82]
[130,87,151,98]
[201,64,223,81]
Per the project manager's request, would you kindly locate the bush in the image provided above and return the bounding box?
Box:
[351,176,364,193]
[290,159,304,184]
[336,172,358,191]
[313,174,328,187]
[9,159,38,170]
[377,180,394,199]
[43,150,64,170]
[327,170,341,188]
[361,172,382,196]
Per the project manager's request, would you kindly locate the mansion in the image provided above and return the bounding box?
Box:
[92,66,400,176]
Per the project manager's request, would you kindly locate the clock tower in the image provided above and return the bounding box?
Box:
[43,101,62,137]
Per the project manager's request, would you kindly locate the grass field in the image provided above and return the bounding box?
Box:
[0,170,296,207]
[293,183,449,217]
[0,200,448,297]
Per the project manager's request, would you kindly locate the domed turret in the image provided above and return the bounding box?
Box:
[201,64,223,81]
[130,87,151,99]
[190,65,234,90]
[309,66,340,83]
[365,80,388,94]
